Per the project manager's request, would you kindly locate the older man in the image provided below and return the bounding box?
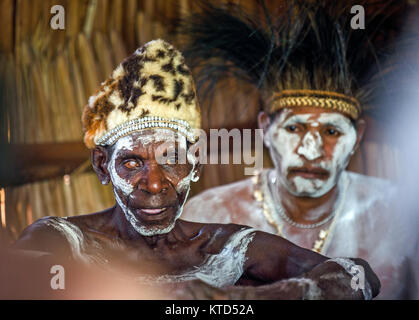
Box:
[12,39,379,300]
[181,1,415,299]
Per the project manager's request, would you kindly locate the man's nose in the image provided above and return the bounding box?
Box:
[297,131,324,161]
[141,164,168,194]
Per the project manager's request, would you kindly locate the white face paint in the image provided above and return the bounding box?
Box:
[298,130,323,161]
[108,135,135,196]
[266,110,357,198]
[107,129,197,236]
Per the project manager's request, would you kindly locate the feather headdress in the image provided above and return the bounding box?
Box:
[180,0,407,119]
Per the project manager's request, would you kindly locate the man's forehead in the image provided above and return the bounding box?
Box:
[132,129,186,143]
[111,129,187,153]
[277,108,352,124]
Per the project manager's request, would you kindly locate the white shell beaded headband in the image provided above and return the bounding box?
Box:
[95,116,197,146]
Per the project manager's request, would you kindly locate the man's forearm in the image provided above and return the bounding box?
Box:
[226,258,379,300]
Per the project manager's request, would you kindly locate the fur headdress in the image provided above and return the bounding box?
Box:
[82,39,201,149]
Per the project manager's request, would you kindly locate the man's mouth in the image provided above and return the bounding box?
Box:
[289,167,329,180]
[137,207,168,215]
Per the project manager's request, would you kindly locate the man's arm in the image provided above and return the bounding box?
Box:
[164,256,379,300]
[238,231,380,299]
[241,231,327,283]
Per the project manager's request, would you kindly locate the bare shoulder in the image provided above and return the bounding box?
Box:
[345,171,395,202]
[13,216,73,254]
[188,177,254,205]
[66,208,115,233]
[14,210,117,258]
[183,176,256,223]
[344,171,398,222]
[344,172,415,254]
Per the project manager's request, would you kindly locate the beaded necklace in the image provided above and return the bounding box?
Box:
[252,170,348,253]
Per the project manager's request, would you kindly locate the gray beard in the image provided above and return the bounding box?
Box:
[114,187,190,237]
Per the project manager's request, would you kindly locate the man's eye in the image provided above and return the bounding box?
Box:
[162,148,179,165]
[286,125,299,132]
[123,160,140,169]
[325,128,340,136]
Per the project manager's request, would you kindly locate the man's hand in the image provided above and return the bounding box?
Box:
[229,258,380,300]
[305,258,380,299]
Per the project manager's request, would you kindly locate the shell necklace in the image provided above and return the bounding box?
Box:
[253,170,348,253]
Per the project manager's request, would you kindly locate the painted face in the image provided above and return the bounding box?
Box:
[107,129,197,236]
[266,108,357,198]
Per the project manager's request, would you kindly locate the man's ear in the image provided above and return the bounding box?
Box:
[257,111,271,133]
[91,146,111,185]
[258,111,272,148]
[353,118,366,152]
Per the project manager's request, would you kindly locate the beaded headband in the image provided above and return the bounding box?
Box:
[95,116,196,146]
[270,90,361,120]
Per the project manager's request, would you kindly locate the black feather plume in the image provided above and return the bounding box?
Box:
[178,0,408,113]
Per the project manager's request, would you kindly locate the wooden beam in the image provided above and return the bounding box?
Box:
[0,141,90,188]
